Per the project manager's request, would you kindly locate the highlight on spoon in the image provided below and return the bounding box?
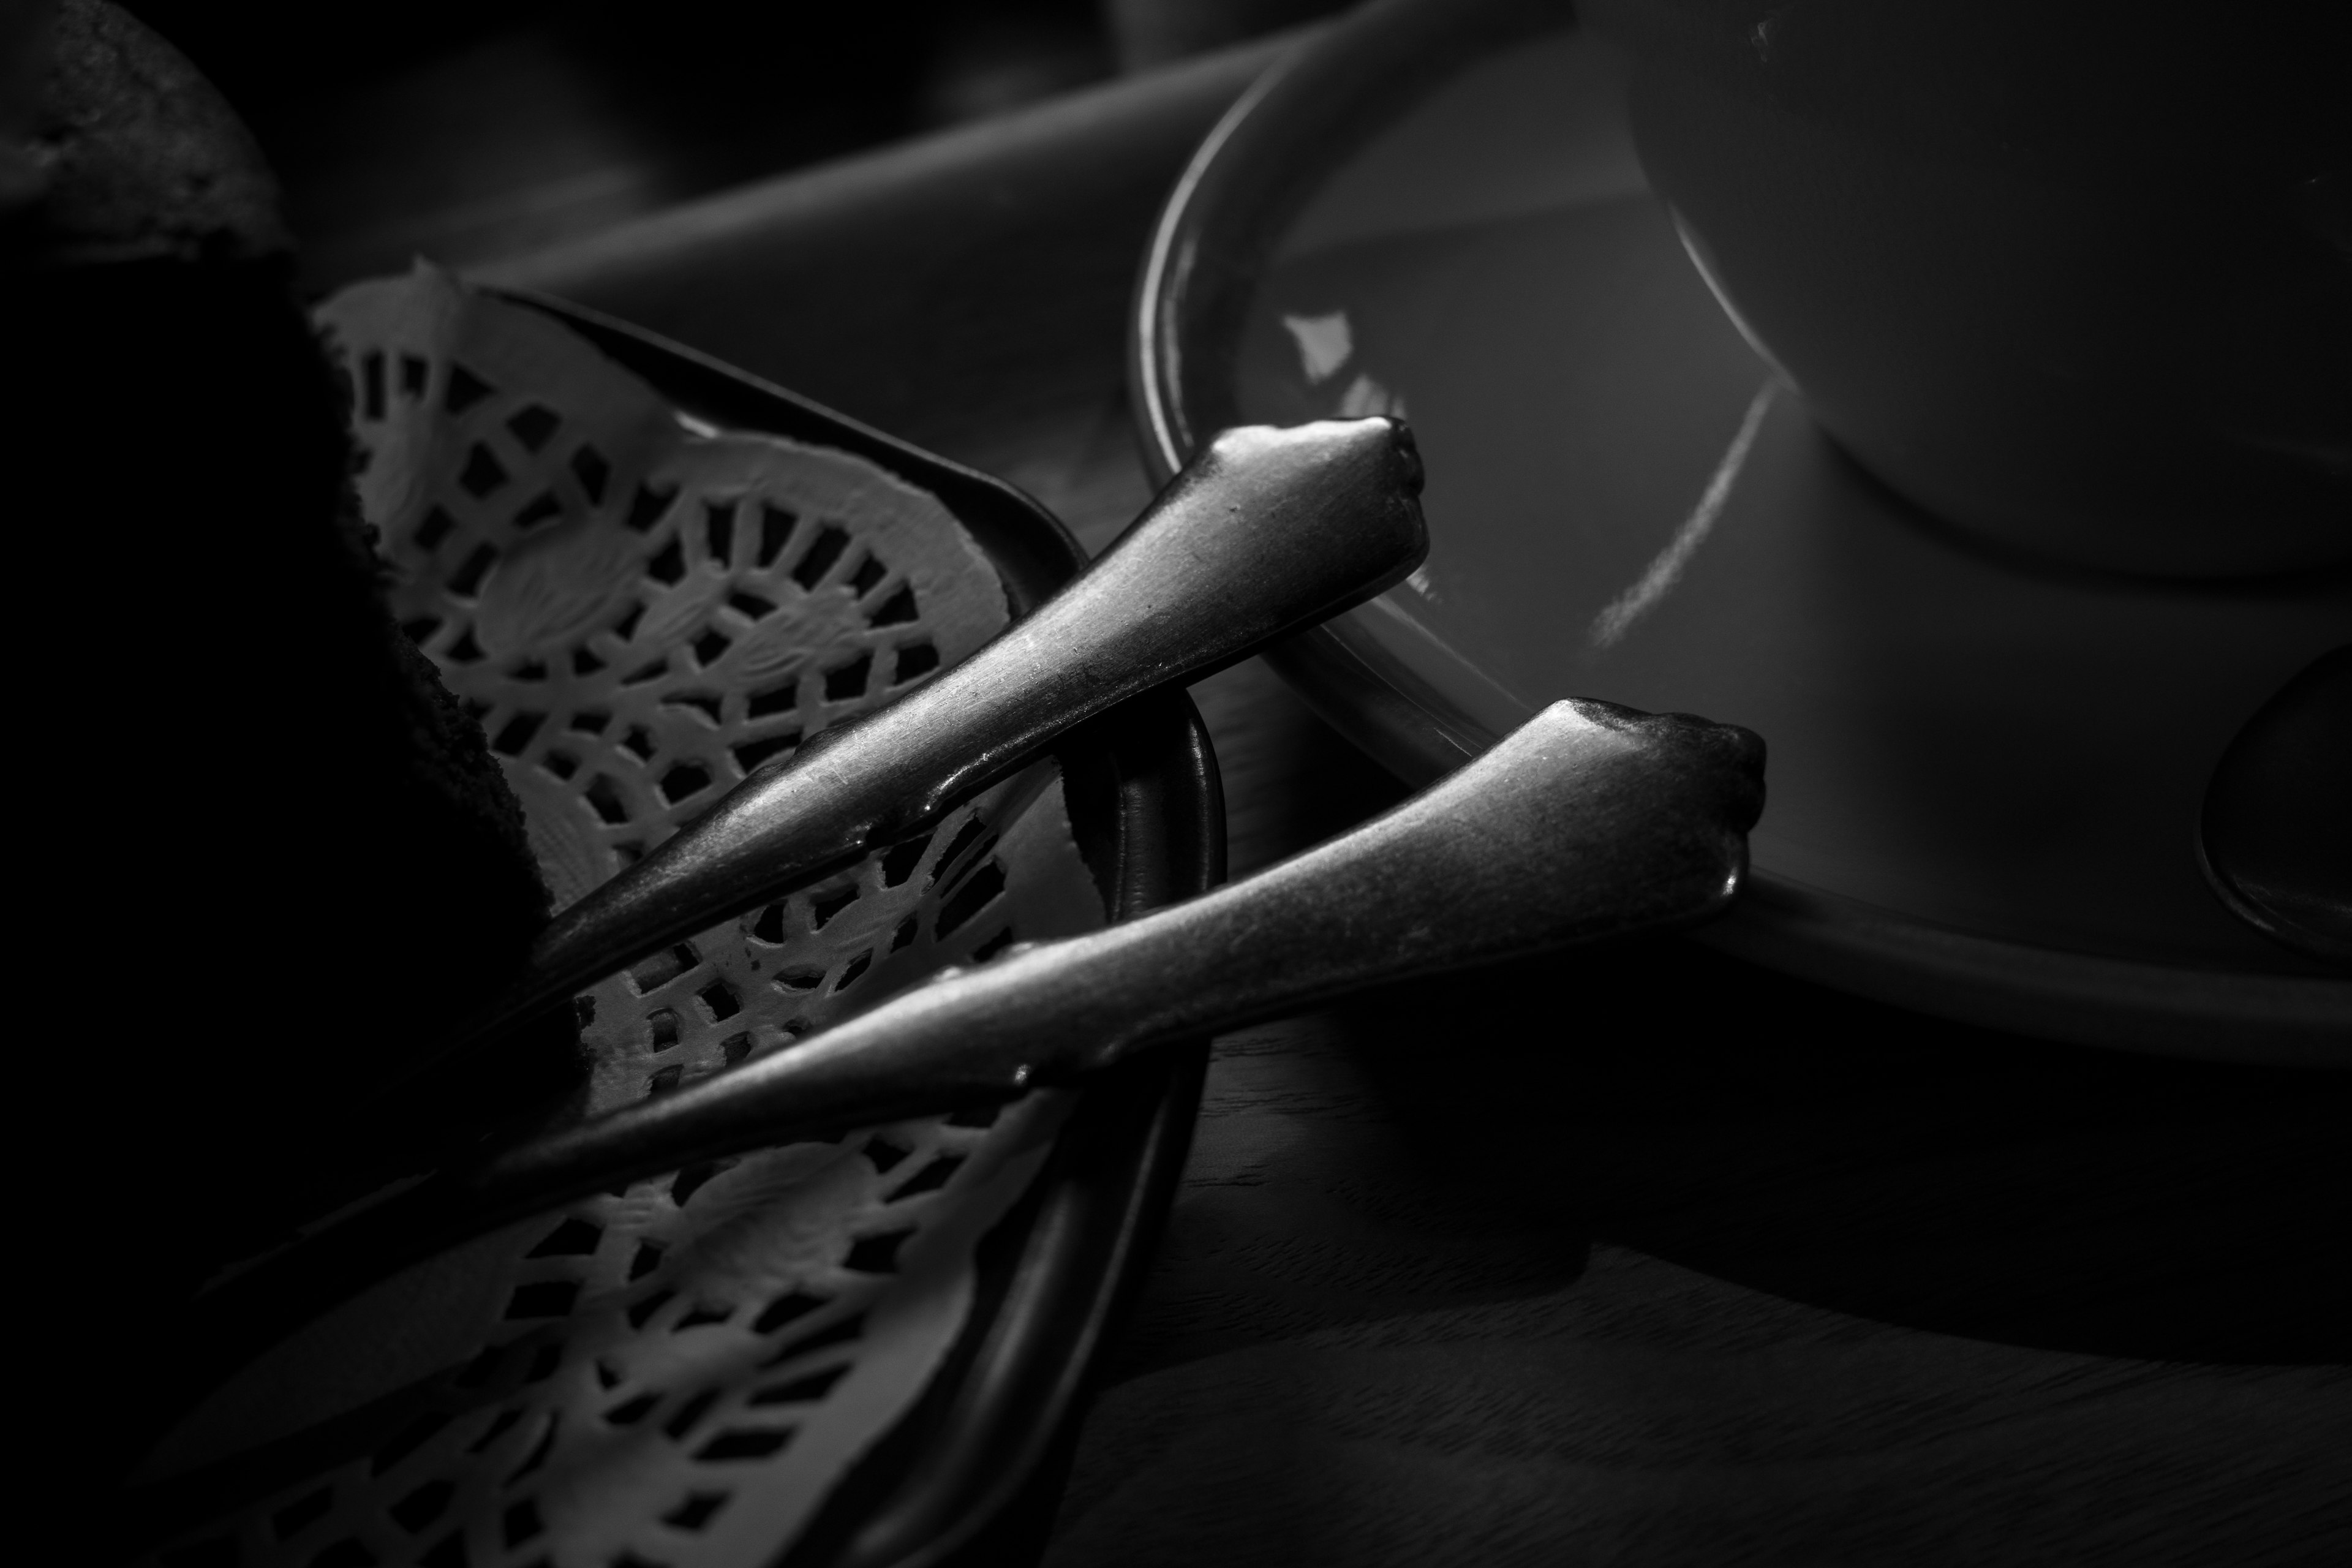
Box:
[441,415,1430,1069]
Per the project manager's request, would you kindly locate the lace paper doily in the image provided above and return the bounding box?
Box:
[136,267,1106,1568]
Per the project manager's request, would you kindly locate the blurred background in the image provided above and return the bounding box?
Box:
[119,0,1354,290]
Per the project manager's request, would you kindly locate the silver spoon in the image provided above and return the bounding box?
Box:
[423,416,1431,1082]
[2201,645,2351,965]
[167,696,1764,1422]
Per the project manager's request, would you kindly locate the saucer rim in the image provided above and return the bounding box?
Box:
[1128,0,2352,1063]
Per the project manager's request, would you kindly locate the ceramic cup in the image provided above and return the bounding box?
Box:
[1584,0,2351,578]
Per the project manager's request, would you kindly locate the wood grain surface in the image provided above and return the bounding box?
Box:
[1050,654,2352,1567]
[481,38,2352,1565]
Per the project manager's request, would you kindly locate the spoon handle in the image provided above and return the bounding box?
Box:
[493,697,1764,1191]
[445,418,1428,1068]
[181,699,1761,1394]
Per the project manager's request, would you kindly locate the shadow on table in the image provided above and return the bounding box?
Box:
[1333,937,2351,1366]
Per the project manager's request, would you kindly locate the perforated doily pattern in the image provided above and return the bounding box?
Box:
[135,269,1106,1568]
[328,268,1011,916]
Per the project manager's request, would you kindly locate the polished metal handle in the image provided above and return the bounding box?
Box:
[440,416,1429,1070]
[494,696,1763,1185]
[176,698,1762,1408]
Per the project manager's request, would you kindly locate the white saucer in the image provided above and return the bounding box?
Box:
[1133,0,2351,1062]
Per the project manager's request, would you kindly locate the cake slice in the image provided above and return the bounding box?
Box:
[9,3,570,1460]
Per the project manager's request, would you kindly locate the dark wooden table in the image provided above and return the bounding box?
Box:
[484,37,2352,1566]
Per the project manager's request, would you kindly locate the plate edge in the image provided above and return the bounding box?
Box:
[1125,0,2352,1063]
